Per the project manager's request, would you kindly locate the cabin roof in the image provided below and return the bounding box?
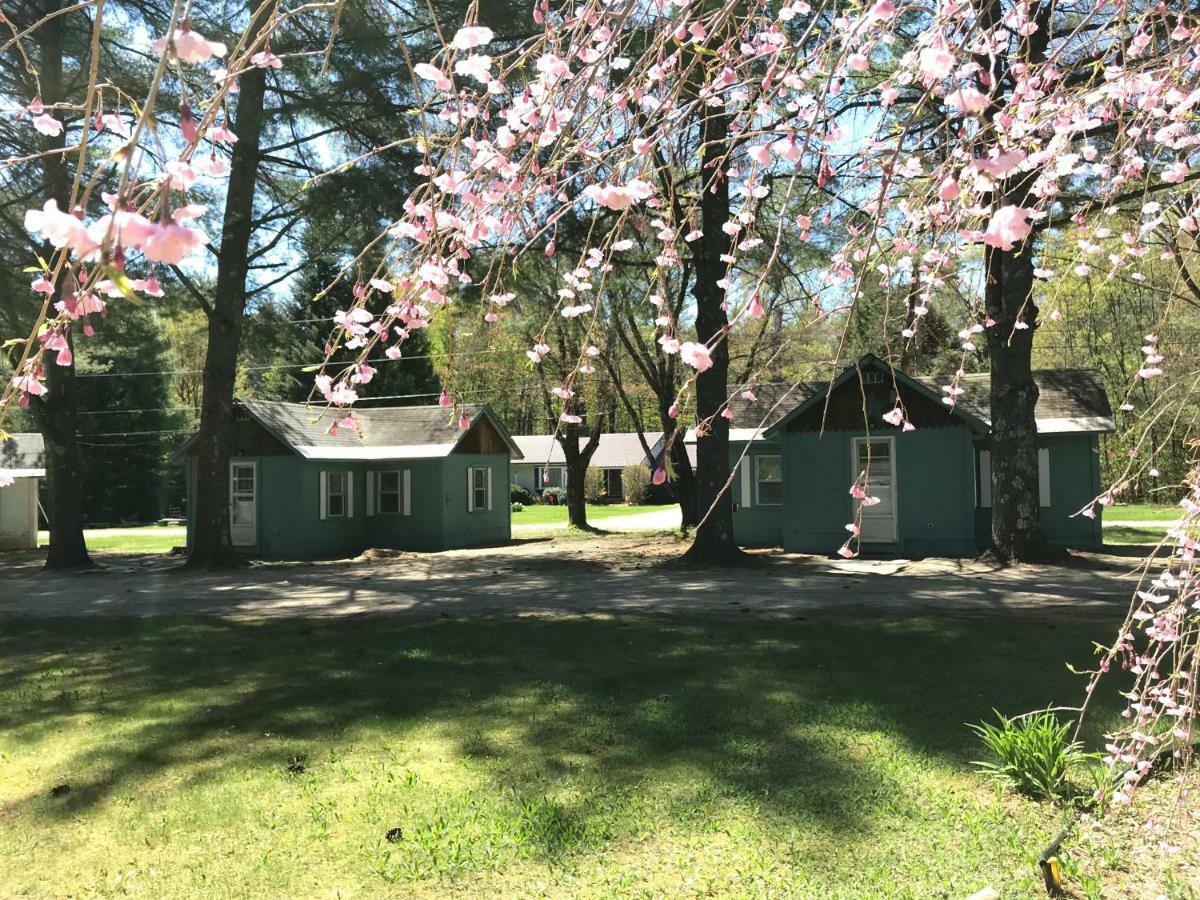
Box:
[511,432,664,469]
[0,433,45,477]
[236,400,523,460]
[749,356,1116,439]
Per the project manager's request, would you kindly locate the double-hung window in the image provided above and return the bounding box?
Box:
[377,470,402,515]
[325,472,347,518]
[468,466,492,512]
[755,456,783,506]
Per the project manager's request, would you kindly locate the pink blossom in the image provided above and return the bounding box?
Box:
[413,63,452,91]
[652,466,667,486]
[918,45,956,82]
[451,26,494,50]
[983,205,1034,250]
[946,86,988,115]
[25,200,88,251]
[680,342,713,373]
[583,179,655,210]
[251,50,283,69]
[11,373,47,397]
[153,28,227,64]
[144,223,205,264]
[32,114,63,136]
[847,53,870,73]
[938,177,960,201]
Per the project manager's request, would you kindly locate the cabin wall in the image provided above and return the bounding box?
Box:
[782,426,977,557]
[0,478,38,551]
[973,433,1104,551]
[363,458,447,552]
[730,439,784,547]
[441,453,510,548]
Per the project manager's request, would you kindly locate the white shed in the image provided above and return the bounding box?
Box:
[0,434,45,551]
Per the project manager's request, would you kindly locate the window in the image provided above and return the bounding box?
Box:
[755,455,783,506]
[325,471,347,518]
[468,466,492,512]
[376,471,402,514]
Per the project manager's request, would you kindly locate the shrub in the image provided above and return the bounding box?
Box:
[511,483,535,505]
[542,487,564,505]
[622,463,650,504]
[584,468,608,503]
[511,502,524,513]
[969,709,1092,800]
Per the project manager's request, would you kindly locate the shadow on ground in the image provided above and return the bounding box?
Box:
[0,613,1126,847]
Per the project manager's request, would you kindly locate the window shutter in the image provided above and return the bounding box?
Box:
[486,467,493,511]
[346,471,355,518]
[467,467,475,512]
[366,471,375,517]
[403,470,411,516]
[1038,448,1051,507]
[319,471,328,520]
[978,451,991,508]
[739,457,752,509]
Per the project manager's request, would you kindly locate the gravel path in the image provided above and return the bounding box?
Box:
[0,535,1141,622]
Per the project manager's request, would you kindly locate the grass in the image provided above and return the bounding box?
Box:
[1104,525,1175,545]
[38,527,184,554]
[0,613,1127,898]
[1106,503,1182,522]
[511,502,675,526]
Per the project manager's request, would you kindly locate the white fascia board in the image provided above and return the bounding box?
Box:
[295,443,455,460]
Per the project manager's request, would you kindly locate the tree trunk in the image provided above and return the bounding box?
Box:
[985,242,1044,562]
[33,0,92,570]
[664,422,698,529]
[683,107,741,564]
[186,59,267,569]
[979,0,1051,564]
[557,420,601,531]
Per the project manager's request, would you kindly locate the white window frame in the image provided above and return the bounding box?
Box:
[375,470,404,516]
[467,466,492,513]
[754,455,783,506]
[320,470,352,520]
[851,436,898,543]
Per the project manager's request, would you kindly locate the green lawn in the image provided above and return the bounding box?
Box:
[39,527,185,554]
[1104,525,1175,545]
[0,614,1124,898]
[1105,503,1182,521]
[511,502,674,526]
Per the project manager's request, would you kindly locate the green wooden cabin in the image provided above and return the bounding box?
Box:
[181,400,522,560]
[690,355,1114,557]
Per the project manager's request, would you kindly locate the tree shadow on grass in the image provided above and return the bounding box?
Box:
[0,613,1127,860]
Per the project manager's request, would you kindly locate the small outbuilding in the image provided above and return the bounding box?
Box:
[0,433,45,551]
[694,354,1115,556]
[512,432,665,500]
[181,400,521,559]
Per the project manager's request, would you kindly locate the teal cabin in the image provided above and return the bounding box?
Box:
[181,400,522,560]
[693,355,1114,557]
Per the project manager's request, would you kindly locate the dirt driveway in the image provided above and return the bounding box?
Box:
[0,535,1146,621]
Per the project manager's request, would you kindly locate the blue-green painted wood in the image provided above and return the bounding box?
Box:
[780,425,978,556]
[441,453,511,548]
[184,453,511,560]
[729,439,784,547]
[972,433,1104,551]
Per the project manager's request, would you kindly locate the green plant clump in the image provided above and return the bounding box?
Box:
[970,709,1092,801]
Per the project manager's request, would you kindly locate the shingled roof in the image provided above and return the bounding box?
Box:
[238,400,522,460]
[0,433,45,477]
[512,432,665,468]
[745,361,1115,439]
[921,369,1116,433]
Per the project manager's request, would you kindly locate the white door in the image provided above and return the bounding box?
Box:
[230,460,257,547]
[853,437,897,543]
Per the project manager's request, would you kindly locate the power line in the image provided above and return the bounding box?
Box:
[71,345,526,379]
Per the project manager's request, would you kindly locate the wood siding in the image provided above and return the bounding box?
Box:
[786,376,960,432]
